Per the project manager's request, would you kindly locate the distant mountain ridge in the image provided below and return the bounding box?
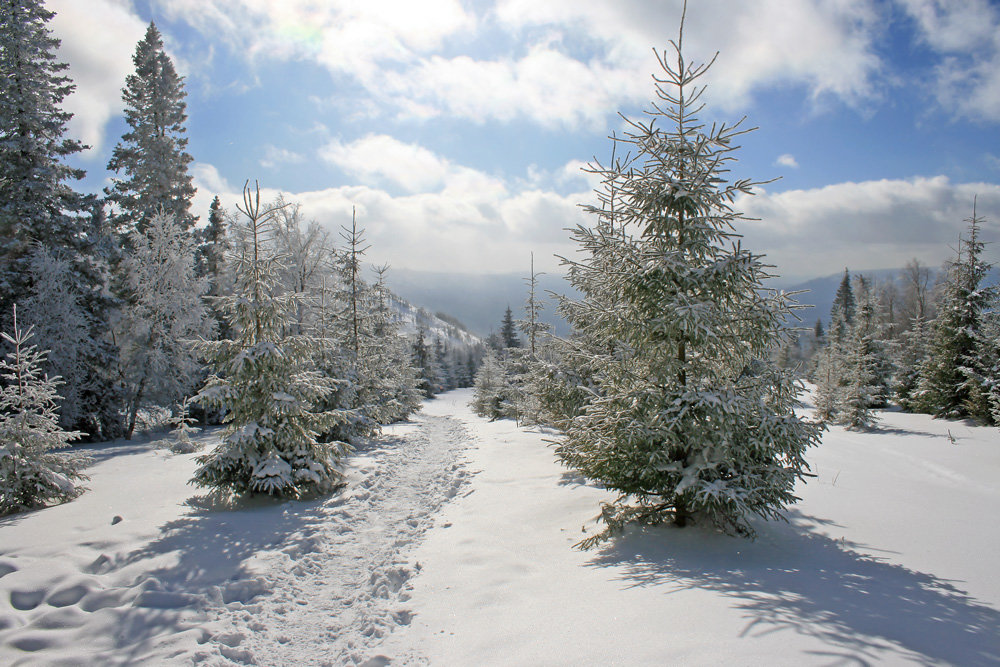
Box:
[388,266,999,339]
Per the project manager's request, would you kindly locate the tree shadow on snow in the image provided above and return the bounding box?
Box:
[588,511,1000,665]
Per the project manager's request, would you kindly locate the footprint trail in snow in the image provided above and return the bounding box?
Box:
[194,411,473,666]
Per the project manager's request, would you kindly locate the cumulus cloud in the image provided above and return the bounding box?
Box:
[320,134,452,193]
[775,154,799,169]
[48,0,146,154]
[737,176,1000,280]
[193,152,591,274]
[495,0,885,112]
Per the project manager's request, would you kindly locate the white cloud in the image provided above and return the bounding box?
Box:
[776,154,799,169]
[377,48,637,130]
[193,157,1000,281]
[737,176,1000,280]
[147,0,887,132]
[319,134,452,193]
[152,0,472,78]
[899,0,1000,121]
[192,147,589,273]
[495,0,885,112]
[48,0,146,154]
[260,145,305,170]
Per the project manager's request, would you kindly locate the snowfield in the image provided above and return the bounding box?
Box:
[1,388,999,665]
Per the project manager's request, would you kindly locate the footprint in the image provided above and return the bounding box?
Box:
[46,583,92,608]
[9,635,52,652]
[10,589,46,611]
[79,588,126,612]
[0,560,17,579]
[31,606,87,630]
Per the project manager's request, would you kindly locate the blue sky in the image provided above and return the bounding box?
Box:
[48,0,1000,281]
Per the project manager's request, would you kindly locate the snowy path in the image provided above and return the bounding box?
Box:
[194,408,473,665]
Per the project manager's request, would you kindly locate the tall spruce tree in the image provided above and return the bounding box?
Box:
[105,22,196,236]
[500,306,521,349]
[0,1,121,438]
[830,269,855,345]
[839,279,886,430]
[196,195,231,337]
[551,6,823,543]
[0,0,86,315]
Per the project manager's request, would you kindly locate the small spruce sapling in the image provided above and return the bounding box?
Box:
[0,306,87,515]
[191,182,349,498]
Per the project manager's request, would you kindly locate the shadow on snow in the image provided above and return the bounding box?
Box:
[588,510,1000,666]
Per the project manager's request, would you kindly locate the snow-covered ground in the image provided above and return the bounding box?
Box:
[2,389,999,665]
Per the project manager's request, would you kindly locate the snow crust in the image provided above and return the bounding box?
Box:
[1,389,998,665]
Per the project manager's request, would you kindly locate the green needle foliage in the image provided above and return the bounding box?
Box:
[553,6,824,546]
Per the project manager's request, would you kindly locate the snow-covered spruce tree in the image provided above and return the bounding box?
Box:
[0,0,120,439]
[0,307,87,516]
[515,255,553,424]
[366,265,422,423]
[892,315,931,411]
[113,211,213,439]
[22,246,94,430]
[553,11,824,544]
[500,306,522,349]
[0,0,86,317]
[520,254,548,357]
[916,205,996,422]
[470,348,515,420]
[412,328,442,398]
[830,269,855,343]
[192,183,349,498]
[105,22,196,236]
[196,196,232,338]
[838,279,887,430]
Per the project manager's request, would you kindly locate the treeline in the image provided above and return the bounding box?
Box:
[803,208,998,429]
[0,5,472,514]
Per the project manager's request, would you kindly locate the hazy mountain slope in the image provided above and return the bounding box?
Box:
[386,269,576,337]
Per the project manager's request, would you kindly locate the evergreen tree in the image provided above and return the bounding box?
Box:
[192,183,349,497]
[839,279,885,430]
[0,0,120,439]
[22,246,93,430]
[500,306,521,349]
[105,22,196,236]
[0,306,87,515]
[366,266,422,423]
[196,196,231,337]
[812,344,842,421]
[917,205,995,421]
[0,0,87,318]
[113,211,213,438]
[470,349,514,420]
[411,328,441,398]
[892,315,931,411]
[520,253,549,357]
[551,8,823,543]
[830,269,855,345]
